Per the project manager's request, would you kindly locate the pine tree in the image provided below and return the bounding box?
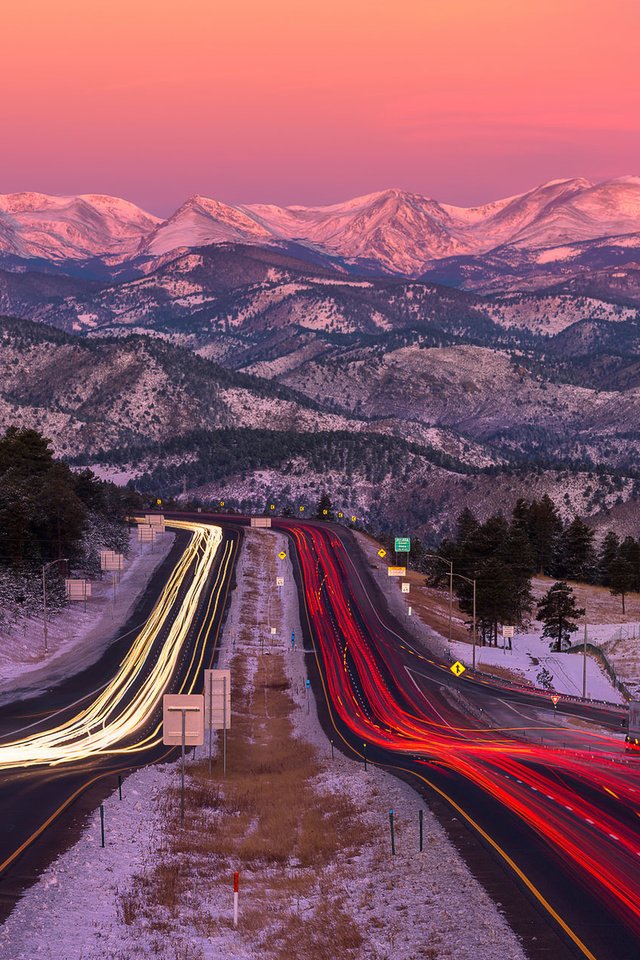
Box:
[315,491,334,520]
[553,517,597,583]
[537,581,585,652]
[598,530,620,586]
[619,536,640,593]
[608,557,635,614]
[528,495,562,574]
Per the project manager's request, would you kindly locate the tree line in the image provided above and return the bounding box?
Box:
[0,427,140,571]
[393,495,638,648]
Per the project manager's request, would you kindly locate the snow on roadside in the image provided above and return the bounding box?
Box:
[0,527,527,960]
[0,530,175,707]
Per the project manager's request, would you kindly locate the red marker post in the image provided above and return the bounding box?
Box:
[233,871,239,928]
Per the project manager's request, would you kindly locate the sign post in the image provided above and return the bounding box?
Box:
[233,871,239,928]
[204,670,231,777]
[163,694,205,822]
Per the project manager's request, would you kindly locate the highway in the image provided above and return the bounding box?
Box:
[0,519,237,918]
[275,518,640,960]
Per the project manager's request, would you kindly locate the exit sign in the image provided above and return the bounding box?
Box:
[395,537,411,553]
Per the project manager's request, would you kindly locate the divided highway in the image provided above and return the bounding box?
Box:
[0,519,237,918]
[276,519,640,960]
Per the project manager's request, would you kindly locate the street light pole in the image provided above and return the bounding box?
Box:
[42,558,69,657]
[582,605,588,700]
[452,573,477,669]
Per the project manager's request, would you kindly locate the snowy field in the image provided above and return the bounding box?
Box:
[0,528,527,960]
[0,530,175,706]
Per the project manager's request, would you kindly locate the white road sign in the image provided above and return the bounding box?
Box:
[204,669,231,730]
[162,694,205,745]
[401,582,410,593]
[100,550,124,572]
[65,578,92,600]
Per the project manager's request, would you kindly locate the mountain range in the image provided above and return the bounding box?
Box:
[1,177,640,537]
[2,177,640,298]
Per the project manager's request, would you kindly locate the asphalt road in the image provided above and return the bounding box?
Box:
[272,518,640,960]
[0,520,239,920]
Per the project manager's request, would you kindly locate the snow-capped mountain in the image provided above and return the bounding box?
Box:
[0,192,160,262]
[1,177,640,281]
[140,195,274,256]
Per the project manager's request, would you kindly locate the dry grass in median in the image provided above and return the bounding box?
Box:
[117,639,367,958]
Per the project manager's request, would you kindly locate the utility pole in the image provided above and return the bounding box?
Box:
[582,606,588,700]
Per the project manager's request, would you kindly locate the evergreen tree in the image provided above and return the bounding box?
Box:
[619,536,640,593]
[528,494,562,574]
[315,491,334,520]
[553,517,597,583]
[537,581,585,652]
[608,556,635,614]
[598,530,620,586]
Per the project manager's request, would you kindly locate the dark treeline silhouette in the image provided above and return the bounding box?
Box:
[0,427,140,570]
[394,495,639,644]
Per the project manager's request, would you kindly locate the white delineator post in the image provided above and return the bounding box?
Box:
[233,871,239,928]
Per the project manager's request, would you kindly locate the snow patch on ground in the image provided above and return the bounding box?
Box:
[0,530,175,706]
[0,527,527,959]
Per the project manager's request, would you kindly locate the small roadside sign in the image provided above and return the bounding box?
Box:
[401,582,410,594]
[551,694,560,706]
[395,537,411,553]
[351,515,356,523]
[276,576,285,587]
[299,505,305,512]
[162,694,205,745]
[65,578,92,600]
[338,511,344,518]
[278,551,286,560]
[203,670,231,731]
[378,548,387,558]
[450,661,466,677]
[502,625,515,639]
[388,566,406,577]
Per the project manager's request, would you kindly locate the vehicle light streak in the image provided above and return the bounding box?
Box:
[284,521,640,946]
[0,520,223,771]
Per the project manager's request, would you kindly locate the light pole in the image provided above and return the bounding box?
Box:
[452,573,477,669]
[582,605,588,700]
[423,554,454,643]
[42,558,68,656]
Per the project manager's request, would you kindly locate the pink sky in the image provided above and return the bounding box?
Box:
[1,0,639,214]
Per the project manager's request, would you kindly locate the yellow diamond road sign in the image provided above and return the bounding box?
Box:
[450,661,466,677]
[278,551,286,560]
[378,548,387,558]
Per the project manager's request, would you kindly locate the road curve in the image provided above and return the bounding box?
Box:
[0,519,237,917]
[276,519,640,960]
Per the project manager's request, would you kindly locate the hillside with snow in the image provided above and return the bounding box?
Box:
[2,177,640,284]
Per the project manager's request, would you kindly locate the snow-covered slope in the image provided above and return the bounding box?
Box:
[140,195,274,256]
[0,192,160,261]
[3,177,640,275]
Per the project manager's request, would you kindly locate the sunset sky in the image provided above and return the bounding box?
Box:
[2,0,639,214]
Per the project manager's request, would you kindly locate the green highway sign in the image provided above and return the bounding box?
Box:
[395,537,411,553]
